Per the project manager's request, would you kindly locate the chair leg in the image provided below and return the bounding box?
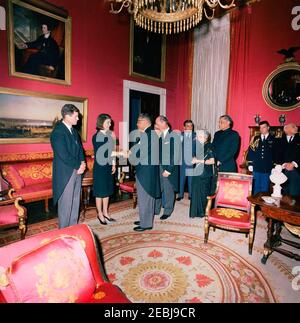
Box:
[45,198,49,213]
[133,193,137,209]
[204,218,209,243]
[20,226,26,240]
[249,228,254,255]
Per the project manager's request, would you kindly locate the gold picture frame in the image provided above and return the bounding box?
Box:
[0,87,88,144]
[7,0,71,85]
[129,18,166,82]
[262,61,300,111]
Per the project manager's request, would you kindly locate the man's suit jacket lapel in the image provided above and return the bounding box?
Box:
[62,123,78,156]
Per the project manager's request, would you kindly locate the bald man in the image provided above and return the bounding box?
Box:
[275,123,300,196]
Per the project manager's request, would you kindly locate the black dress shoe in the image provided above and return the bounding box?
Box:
[134,221,140,225]
[133,226,152,232]
[176,197,182,201]
[97,216,107,225]
[160,214,170,220]
[104,215,116,222]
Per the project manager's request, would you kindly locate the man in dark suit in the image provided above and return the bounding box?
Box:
[154,115,180,220]
[275,123,300,196]
[129,113,161,231]
[212,115,240,172]
[247,121,275,194]
[50,104,86,228]
[177,120,196,201]
[21,23,60,76]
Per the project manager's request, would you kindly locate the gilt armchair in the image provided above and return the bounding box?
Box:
[0,224,130,303]
[204,172,255,254]
[117,168,137,209]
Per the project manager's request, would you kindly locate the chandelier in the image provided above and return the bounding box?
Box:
[109,0,236,34]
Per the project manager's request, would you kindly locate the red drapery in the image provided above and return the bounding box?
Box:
[227,6,253,169]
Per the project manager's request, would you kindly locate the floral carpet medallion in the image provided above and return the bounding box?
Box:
[101,231,276,303]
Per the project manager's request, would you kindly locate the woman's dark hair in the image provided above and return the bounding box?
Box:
[96,114,111,130]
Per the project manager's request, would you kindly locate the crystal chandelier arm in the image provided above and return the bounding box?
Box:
[205,0,220,9]
[110,0,133,14]
[205,0,235,9]
[204,7,215,20]
[217,0,236,9]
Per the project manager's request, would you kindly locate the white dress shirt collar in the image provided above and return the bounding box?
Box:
[261,133,269,140]
[163,128,169,138]
[62,121,73,134]
[44,32,51,39]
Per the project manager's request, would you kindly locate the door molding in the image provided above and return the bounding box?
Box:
[121,80,166,150]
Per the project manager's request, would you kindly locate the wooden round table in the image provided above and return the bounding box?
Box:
[79,170,93,222]
[248,193,300,264]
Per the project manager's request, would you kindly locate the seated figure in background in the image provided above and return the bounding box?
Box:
[20,23,59,76]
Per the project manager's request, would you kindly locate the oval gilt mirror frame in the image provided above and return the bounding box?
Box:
[262,61,300,111]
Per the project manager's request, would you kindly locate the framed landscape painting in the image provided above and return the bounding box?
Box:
[7,0,71,85]
[129,19,166,82]
[0,87,87,144]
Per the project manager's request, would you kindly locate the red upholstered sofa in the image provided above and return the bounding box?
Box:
[0,224,130,303]
[0,151,94,212]
[1,160,53,212]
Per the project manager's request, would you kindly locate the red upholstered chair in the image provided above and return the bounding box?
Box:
[0,172,27,240]
[118,171,137,209]
[0,224,130,303]
[204,172,255,254]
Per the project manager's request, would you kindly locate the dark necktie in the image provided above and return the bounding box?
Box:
[289,136,293,143]
[71,128,78,144]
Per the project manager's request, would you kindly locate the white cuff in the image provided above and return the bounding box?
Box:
[292,161,298,168]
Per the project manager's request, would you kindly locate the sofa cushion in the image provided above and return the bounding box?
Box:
[13,161,52,186]
[0,205,19,225]
[15,182,52,200]
[2,165,25,190]
[209,208,251,229]
[4,236,96,303]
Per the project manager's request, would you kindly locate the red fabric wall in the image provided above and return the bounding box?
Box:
[227,0,300,167]
[0,0,190,154]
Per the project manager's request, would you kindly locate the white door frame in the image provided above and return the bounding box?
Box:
[120,80,166,150]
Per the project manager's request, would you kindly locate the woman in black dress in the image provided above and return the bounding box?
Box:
[93,114,116,225]
[189,130,215,218]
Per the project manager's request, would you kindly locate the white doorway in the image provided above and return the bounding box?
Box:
[120,80,166,151]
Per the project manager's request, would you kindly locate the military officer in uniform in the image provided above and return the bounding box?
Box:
[247,121,275,195]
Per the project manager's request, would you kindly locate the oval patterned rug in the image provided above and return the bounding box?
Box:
[101,231,276,303]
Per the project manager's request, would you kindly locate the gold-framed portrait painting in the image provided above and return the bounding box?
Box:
[0,87,87,144]
[7,0,71,85]
[129,19,166,82]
